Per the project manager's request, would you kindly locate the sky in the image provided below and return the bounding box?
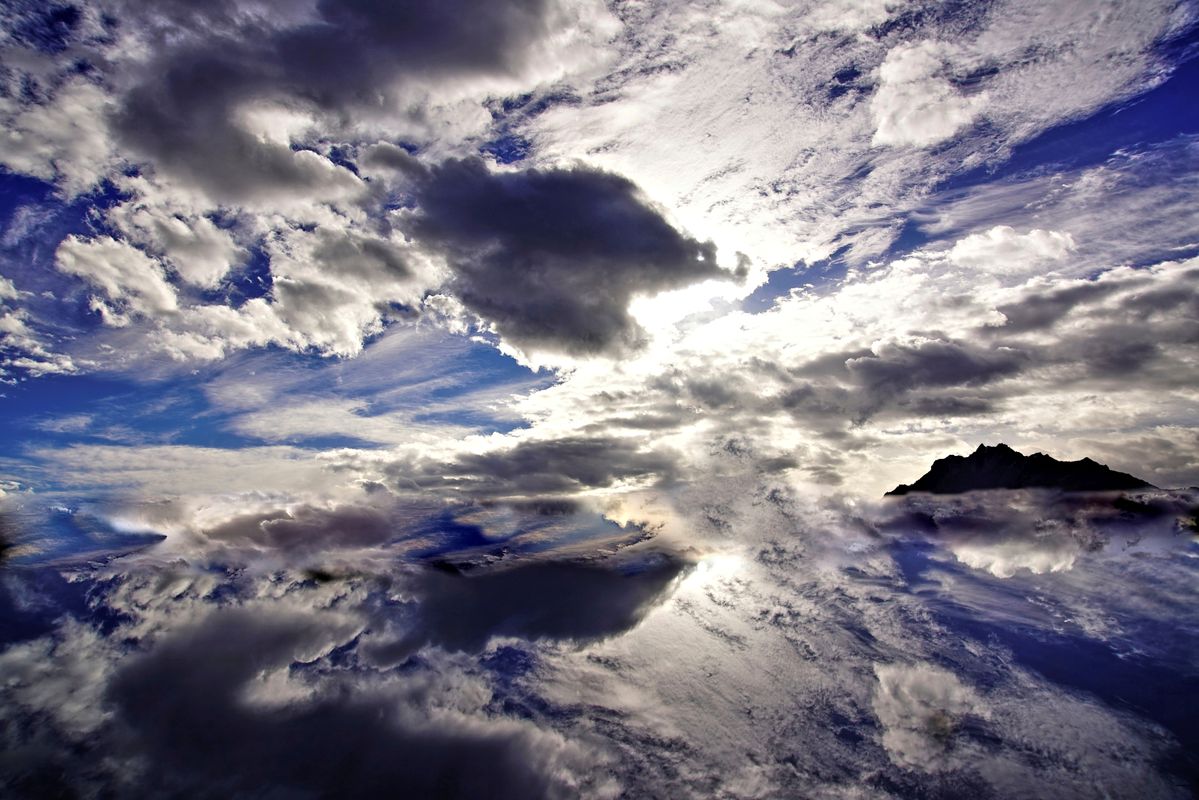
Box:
[0,1,1198,797]
[1,0,1198,510]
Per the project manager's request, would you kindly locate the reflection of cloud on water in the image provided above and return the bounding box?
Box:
[950,535,1083,577]
[0,471,1196,796]
[878,487,1199,578]
[872,662,987,772]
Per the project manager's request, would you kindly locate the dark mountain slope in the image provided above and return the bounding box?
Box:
[886,443,1155,496]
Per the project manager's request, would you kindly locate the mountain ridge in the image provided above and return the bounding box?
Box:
[885,443,1155,496]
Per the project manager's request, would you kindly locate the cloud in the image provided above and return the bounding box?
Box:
[519,0,1183,274]
[0,275,78,379]
[21,443,338,499]
[0,0,1188,380]
[949,536,1084,578]
[108,0,616,205]
[382,434,681,500]
[102,605,599,799]
[871,41,986,148]
[843,338,1027,417]
[0,78,115,197]
[408,157,725,358]
[0,618,118,739]
[873,662,986,771]
[922,136,1199,269]
[947,226,1076,275]
[2,3,1199,796]
[362,555,688,665]
[54,235,178,324]
[105,197,242,289]
[199,504,400,557]
[2,445,1195,798]
[878,487,1196,577]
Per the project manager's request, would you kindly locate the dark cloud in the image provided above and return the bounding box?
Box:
[105,606,588,799]
[389,435,680,499]
[110,0,562,202]
[203,505,396,553]
[770,339,1025,426]
[362,554,688,665]
[897,394,996,417]
[0,511,13,564]
[778,381,856,420]
[358,141,427,179]
[407,157,723,356]
[845,339,1026,397]
[189,496,655,568]
[586,406,700,432]
[984,269,1199,385]
[994,280,1126,332]
[684,376,743,409]
[992,265,1199,348]
[310,229,412,283]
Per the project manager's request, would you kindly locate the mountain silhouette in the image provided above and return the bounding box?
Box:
[885,443,1155,496]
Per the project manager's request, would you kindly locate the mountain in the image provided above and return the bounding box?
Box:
[885,443,1155,496]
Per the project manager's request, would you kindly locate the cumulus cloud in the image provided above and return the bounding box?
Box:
[55,235,178,324]
[871,41,987,148]
[947,225,1076,274]
[0,79,115,197]
[408,158,725,358]
[105,193,242,289]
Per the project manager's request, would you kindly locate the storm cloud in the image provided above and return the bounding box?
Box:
[409,158,724,356]
[110,0,586,203]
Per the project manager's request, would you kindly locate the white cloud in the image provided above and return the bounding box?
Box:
[947,225,1076,275]
[0,618,119,737]
[924,136,1199,269]
[873,662,986,771]
[950,536,1082,578]
[0,79,115,197]
[55,235,179,323]
[106,200,242,289]
[0,285,78,380]
[0,275,17,301]
[871,41,986,148]
[25,443,342,500]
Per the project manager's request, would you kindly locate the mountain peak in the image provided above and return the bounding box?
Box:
[886,444,1155,496]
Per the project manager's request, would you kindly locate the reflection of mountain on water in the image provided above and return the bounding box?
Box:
[886,443,1155,496]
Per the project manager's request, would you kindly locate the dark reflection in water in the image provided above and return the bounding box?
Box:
[0,498,687,799]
